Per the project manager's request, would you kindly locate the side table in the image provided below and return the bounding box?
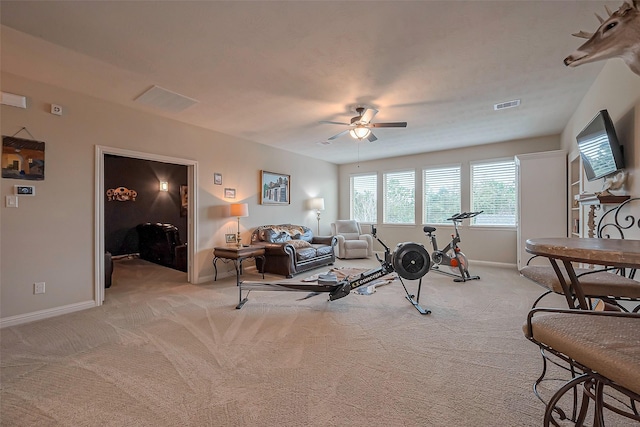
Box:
[213,245,265,309]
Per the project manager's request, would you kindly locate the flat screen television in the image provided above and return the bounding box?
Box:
[576,109,624,181]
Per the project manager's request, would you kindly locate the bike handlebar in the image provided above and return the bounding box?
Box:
[446,211,483,221]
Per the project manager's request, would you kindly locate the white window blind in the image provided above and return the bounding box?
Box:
[383,170,415,224]
[351,174,377,222]
[423,166,461,224]
[471,159,516,226]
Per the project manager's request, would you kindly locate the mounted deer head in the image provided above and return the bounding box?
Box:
[564,0,640,76]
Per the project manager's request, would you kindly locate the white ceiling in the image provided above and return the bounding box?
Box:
[0,1,619,164]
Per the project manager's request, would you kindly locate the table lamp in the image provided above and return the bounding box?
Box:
[230,203,249,248]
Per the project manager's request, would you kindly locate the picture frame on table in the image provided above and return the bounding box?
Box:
[260,170,290,205]
[225,234,237,244]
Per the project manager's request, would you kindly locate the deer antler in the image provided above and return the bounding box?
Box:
[594,12,605,23]
[604,5,613,16]
[572,30,593,39]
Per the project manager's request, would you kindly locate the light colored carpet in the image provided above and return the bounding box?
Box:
[0,257,634,426]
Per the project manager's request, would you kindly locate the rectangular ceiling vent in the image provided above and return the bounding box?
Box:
[316,140,332,146]
[494,99,520,111]
[134,85,198,113]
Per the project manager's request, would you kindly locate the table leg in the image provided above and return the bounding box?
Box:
[213,257,219,281]
[549,259,578,309]
[562,260,590,310]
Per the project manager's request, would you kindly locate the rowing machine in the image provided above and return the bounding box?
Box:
[237,226,432,314]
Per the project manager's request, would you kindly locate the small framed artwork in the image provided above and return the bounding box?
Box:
[260,170,290,205]
[180,185,188,217]
[224,188,236,199]
[214,173,222,185]
[225,233,237,244]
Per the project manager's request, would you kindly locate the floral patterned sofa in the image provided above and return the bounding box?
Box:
[250,224,337,278]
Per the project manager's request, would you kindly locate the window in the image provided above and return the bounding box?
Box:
[471,159,516,226]
[423,165,461,224]
[383,170,415,224]
[350,173,377,222]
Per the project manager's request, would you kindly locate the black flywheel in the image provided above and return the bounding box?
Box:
[391,242,431,280]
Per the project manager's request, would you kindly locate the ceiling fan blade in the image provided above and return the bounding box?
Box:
[367,132,378,143]
[319,120,350,126]
[370,122,407,128]
[360,108,379,124]
[328,129,349,140]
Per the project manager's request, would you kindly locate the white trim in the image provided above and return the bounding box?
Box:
[94,146,198,306]
[0,300,96,328]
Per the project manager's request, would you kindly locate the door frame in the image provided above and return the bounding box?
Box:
[94,145,198,305]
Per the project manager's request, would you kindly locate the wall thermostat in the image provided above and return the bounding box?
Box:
[14,185,35,196]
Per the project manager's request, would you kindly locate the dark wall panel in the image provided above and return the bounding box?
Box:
[104,154,187,256]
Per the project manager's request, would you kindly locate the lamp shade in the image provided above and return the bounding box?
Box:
[309,197,325,211]
[230,203,249,217]
[349,126,371,140]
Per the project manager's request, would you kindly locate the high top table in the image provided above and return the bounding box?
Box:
[525,238,640,310]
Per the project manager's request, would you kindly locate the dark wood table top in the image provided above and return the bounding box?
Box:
[525,238,640,268]
[214,245,265,259]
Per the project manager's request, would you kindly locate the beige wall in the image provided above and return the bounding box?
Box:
[561,60,640,197]
[338,135,561,264]
[1,72,338,322]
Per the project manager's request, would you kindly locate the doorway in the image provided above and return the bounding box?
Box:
[94,146,198,305]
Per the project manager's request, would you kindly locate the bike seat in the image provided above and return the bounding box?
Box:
[423,226,436,233]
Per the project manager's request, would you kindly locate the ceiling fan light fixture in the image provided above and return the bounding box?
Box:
[349,126,371,140]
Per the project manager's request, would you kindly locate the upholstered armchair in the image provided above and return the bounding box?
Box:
[331,220,373,259]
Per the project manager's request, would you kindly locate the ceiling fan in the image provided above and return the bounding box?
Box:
[320,107,407,143]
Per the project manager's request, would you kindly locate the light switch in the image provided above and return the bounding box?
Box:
[6,195,18,208]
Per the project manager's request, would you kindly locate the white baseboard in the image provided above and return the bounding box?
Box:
[0,300,96,328]
[469,260,517,269]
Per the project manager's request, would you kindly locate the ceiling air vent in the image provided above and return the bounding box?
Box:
[134,85,198,113]
[494,99,520,111]
[316,140,332,146]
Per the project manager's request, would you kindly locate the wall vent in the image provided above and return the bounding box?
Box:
[134,85,198,113]
[494,99,520,111]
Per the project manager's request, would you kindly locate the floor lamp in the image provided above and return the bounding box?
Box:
[309,197,324,235]
[230,203,249,248]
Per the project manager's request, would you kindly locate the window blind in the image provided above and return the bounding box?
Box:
[423,165,461,224]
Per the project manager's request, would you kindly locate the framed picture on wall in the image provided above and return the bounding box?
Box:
[180,185,188,217]
[214,173,222,185]
[224,188,236,199]
[260,170,290,205]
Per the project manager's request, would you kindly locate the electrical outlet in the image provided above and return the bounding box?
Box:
[34,282,45,294]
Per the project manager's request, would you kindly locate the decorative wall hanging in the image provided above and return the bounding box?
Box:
[2,128,45,180]
[564,1,640,76]
[261,170,290,205]
[214,173,222,185]
[106,187,137,201]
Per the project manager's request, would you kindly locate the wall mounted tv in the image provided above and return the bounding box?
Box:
[576,109,624,181]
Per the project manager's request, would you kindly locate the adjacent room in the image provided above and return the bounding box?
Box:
[1,1,639,426]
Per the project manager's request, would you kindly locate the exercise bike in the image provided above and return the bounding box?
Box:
[237,226,432,314]
[423,211,482,282]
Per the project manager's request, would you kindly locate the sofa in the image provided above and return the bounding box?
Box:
[250,224,337,278]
